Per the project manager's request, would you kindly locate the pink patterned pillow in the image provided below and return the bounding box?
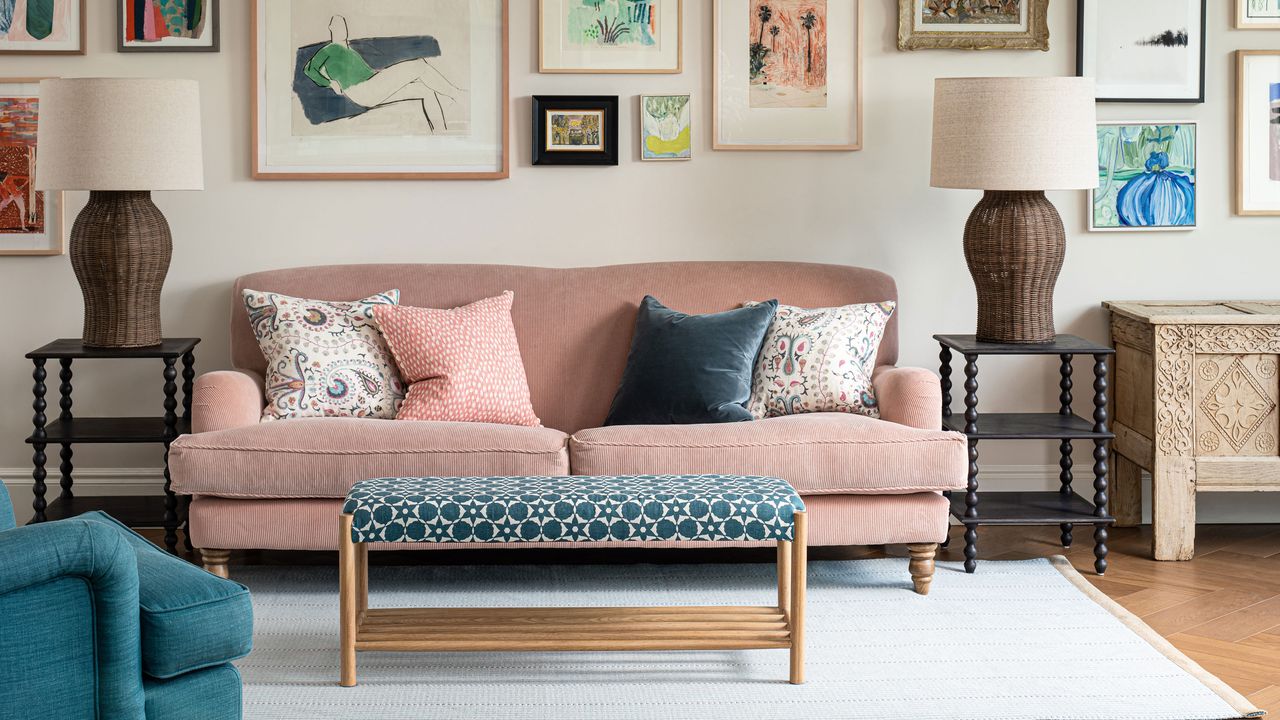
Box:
[372,293,541,427]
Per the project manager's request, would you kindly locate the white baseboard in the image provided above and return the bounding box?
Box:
[4,465,1277,526]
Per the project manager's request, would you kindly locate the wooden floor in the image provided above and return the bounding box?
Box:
[145,523,1280,715]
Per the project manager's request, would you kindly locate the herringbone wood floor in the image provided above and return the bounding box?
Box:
[148,523,1280,715]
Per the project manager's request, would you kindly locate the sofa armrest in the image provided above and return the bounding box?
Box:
[191,370,265,434]
[873,366,942,430]
[0,520,147,719]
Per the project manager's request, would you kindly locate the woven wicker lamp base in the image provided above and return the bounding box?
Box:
[70,191,172,348]
[963,190,1065,344]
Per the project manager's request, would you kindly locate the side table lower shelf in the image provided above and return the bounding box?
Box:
[35,495,172,527]
[950,492,1114,529]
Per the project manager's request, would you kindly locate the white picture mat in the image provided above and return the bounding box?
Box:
[1238,0,1280,27]
[715,0,859,148]
[0,0,81,52]
[1240,55,1280,213]
[1080,0,1203,101]
[540,0,680,72]
[256,0,504,175]
[0,80,62,254]
[120,0,215,48]
[913,1,1027,33]
[1088,121,1199,233]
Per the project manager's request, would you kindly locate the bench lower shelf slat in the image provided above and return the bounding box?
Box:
[355,638,794,652]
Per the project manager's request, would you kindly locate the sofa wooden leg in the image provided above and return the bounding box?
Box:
[201,549,231,579]
[908,543,937,596]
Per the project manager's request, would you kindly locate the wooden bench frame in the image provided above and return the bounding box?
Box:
[338,510,808,686]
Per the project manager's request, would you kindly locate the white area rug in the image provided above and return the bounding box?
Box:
[236,558,1261,720]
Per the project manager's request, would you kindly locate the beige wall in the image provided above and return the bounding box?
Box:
[3,1,1279,523]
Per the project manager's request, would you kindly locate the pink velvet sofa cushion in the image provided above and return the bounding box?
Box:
[169,419,569,499]
[569,413,967,495]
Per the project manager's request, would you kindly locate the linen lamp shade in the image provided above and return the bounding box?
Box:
[34,78,204,348]
[35,78,203,191]
[929,77,1098,344]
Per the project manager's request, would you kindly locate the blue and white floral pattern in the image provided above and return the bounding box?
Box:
[343,475,805,544]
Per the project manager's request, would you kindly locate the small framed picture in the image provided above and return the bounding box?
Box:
[1089,122,1198,232]
[0,0,85,55]
[1237,0,1280,29]
[1236,51,1280,216]
[641,94,691,161]
[533,95,619,166]
[1077,0,1207,103]
[898,0,1049,51]
[539,0,682,74]
[119,0,219,52]
[0,78,64,256]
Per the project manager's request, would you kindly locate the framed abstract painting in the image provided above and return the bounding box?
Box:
[532,95,619,166]
[119,0,219,52]
[0,0,84,54]
[641,94,691,161]
[1237,0,1280,30]
[897,0,1049,51]
[539,0,682,73]
[0,78,63,256]
[1236,51,1280,216]
[1089,122,1197,232]
[252,0,509,180]
[713,0,861,151]
[1077,0,1207,103]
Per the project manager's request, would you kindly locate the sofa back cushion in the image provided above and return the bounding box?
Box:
[231,262,899,434]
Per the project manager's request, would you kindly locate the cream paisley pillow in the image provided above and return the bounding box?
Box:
[243,289,406,420]
[746,301,896,420]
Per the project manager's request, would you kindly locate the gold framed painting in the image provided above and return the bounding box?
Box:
[1237,0,1280,29]
[897,0,1049,51]
[0,78,64,256]
[1236,51,1280,216]
[252,0,509,180]
[539,0,682,73]
[713,0,862,151]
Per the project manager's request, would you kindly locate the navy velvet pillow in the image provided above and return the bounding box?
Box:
[604,296,779,426]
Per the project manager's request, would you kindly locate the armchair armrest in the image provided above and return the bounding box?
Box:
[873,365,943,430]
[191,370,265,433]
[0,520,147,720]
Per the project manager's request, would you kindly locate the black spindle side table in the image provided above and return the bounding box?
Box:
[25,338,200,554]
[935,334,1116,575]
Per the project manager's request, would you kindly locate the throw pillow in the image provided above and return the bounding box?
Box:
[371,292,541,427]
[747,301,897,420]
[605,296,778,426]
[243,289,405,421]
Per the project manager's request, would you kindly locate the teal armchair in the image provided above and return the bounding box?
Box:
[0,484,252,720]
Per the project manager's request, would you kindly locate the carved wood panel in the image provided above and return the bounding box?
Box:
[1154,325,1195,457]
[1193,354,1279,457]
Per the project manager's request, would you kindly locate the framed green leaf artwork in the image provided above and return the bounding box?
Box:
[1089,122,1198,232]
[540,0,682,73]
[641,94,691,161]
[0,0,85,54]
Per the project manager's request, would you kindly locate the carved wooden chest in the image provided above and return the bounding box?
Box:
[1103,301,1280,560]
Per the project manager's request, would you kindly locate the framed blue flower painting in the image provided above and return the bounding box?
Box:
[1090,122,1197,232]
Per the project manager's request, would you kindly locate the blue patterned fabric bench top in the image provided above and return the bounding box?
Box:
[343,475,805,545]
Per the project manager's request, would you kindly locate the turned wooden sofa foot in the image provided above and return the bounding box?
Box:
[908,543,937,596]
[201,549,231,579]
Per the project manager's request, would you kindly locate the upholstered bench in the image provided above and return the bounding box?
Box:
[338,474,809,686]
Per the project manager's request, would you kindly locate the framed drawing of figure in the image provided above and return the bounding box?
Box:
[252,0,509,180]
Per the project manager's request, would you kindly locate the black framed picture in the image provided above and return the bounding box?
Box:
[1077,0,1206,103]
[532,95,619,166]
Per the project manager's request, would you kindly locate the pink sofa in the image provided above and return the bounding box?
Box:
[170,262,967,592]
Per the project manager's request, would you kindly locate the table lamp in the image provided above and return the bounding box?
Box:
[36,78,204,348]
[931,77,1098,344]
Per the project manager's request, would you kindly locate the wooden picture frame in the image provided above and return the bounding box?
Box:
[118,0,220,53]
[713,0,862,151]
[539,0,682,74]
[1078,0,1207,104]
[252,0,510,180]
[897,0,1049,51]
[1088,121,1198,233]
[1235,50,1280,216]
[0,0,85,55]
[1236,0,1280,29]
[0,77,65,256]
[532,95,619,166]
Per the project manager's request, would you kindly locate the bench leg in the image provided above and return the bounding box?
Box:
[789,510,807,686]
[777,540,792,616]
[201,549,230,579]
[908,543,937,596]
[357,542,369,617]
[340,514,358,687]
